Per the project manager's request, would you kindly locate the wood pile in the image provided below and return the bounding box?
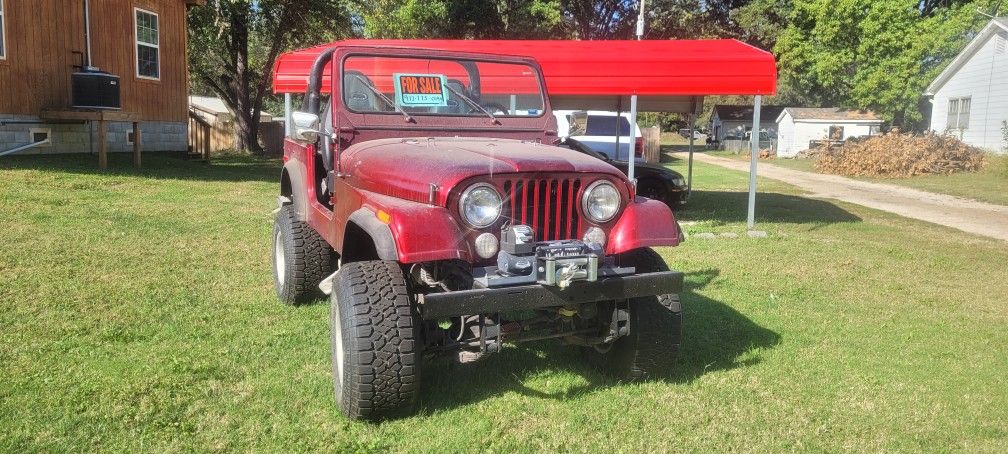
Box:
[814,132,987,177]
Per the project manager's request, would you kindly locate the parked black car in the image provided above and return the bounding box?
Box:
[564,138,688,209]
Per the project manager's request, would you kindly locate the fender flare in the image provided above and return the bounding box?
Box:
[606,198,682,255]
[280,160,309,221]
[347,208,400,261]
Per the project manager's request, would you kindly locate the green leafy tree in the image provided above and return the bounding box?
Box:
[774,0,1000,128]
[188,0,352,153]
[357,0,563,39]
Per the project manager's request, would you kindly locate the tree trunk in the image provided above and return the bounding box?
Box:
[234,109,261,154]
[227,3,262,154]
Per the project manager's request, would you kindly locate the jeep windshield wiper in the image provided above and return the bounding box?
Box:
[445,84,501,125]
[350,74,415,123]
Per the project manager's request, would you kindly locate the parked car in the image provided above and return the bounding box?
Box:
[272,45,685,420]
[554,110,644,161]
[563,137,688,209]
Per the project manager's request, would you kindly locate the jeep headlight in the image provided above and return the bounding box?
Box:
[459,183,502,228]
[582,180,621,223]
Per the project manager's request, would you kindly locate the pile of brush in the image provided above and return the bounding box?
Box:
[815,132,987,177]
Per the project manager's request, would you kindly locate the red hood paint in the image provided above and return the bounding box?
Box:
[342,137,625,205]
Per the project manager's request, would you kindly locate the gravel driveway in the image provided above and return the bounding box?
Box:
[681,152,1008,241]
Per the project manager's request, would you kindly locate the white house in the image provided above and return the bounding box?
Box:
[710,105,784,142]
[925,18,1008,152]
[775,108,883,158]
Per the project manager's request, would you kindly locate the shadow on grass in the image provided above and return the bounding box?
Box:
[417,269,779,413]
[0,152,280,184]
[681,190,862,227]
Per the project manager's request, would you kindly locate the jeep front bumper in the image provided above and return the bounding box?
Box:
[419,270,683,320]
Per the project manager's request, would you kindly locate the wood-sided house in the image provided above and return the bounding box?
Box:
[0,0,203,160]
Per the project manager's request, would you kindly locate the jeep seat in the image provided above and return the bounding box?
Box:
[432,79,468,115]
[343,70,380,112]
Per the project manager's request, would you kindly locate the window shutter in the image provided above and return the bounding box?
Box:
[996,35,1007,55]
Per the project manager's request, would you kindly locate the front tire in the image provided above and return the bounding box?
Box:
[272,204,335,305]
[330,261,420,420]
[587,248,682,380]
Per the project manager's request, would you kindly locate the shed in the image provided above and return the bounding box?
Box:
[710,104,784,142]
[775,108,883,158]
[188,96,284,155]
[925,18,1008,152]
[0,0,202,165]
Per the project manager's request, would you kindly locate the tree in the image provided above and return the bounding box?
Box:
[731,0,791,50]
[774,0,1001,128]
[188,1,351,153]
[356,0,564,39]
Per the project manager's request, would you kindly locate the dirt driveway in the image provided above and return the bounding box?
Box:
[682,152,1008,241]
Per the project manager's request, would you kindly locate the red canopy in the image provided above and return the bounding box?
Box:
[273,39,777,112]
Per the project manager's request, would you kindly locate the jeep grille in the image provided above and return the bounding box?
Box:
[501,178,583,242]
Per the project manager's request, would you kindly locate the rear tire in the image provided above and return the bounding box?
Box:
[330,261,420,420]
[272,204,335,305]
[587,247,682,380]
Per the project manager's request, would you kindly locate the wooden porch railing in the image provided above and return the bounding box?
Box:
[188,108,212,160]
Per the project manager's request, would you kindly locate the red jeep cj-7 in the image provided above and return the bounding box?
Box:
[272,45,684,420]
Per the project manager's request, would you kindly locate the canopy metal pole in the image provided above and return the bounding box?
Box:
[687,112,695,197]
[628,96,639,182]
[747,95,762,230]
[627,0,646,186]
[615,97,622,160]
[284,93,293,137]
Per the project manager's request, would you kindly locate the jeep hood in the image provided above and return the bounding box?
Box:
[341,137,626,205]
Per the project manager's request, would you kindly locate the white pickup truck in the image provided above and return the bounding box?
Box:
[554,110,644,162]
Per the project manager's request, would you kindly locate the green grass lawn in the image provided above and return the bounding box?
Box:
[2,153,1008,451]
[707,150,1008,206]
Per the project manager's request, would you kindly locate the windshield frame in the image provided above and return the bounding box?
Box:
[337,51,549,120]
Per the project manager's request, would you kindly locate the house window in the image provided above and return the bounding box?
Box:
[134,8,159,79]
[0,0,6,59]
[947,97,971,130]
[828,125,844,140]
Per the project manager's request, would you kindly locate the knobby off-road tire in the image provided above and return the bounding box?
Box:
[272,204,335,305]
[330,261,420,420]
[587,247,682,381]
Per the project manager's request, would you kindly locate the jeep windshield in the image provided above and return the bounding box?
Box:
[341,55,546,118]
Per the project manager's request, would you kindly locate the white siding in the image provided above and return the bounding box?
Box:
[777,120,878,158]
[930,29,1008,152]
[776,111,795,157]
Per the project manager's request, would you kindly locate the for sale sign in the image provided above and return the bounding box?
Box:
[394,73,449,107]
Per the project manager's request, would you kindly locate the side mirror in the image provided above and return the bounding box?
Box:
[291,111,327,143]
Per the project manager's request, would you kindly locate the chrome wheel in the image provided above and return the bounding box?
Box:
[332,300,345,387]
[274,230,285,285]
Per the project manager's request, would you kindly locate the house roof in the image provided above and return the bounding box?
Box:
[778,107,883,123]
[925,18,1008,95]
[712,104,785,122]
